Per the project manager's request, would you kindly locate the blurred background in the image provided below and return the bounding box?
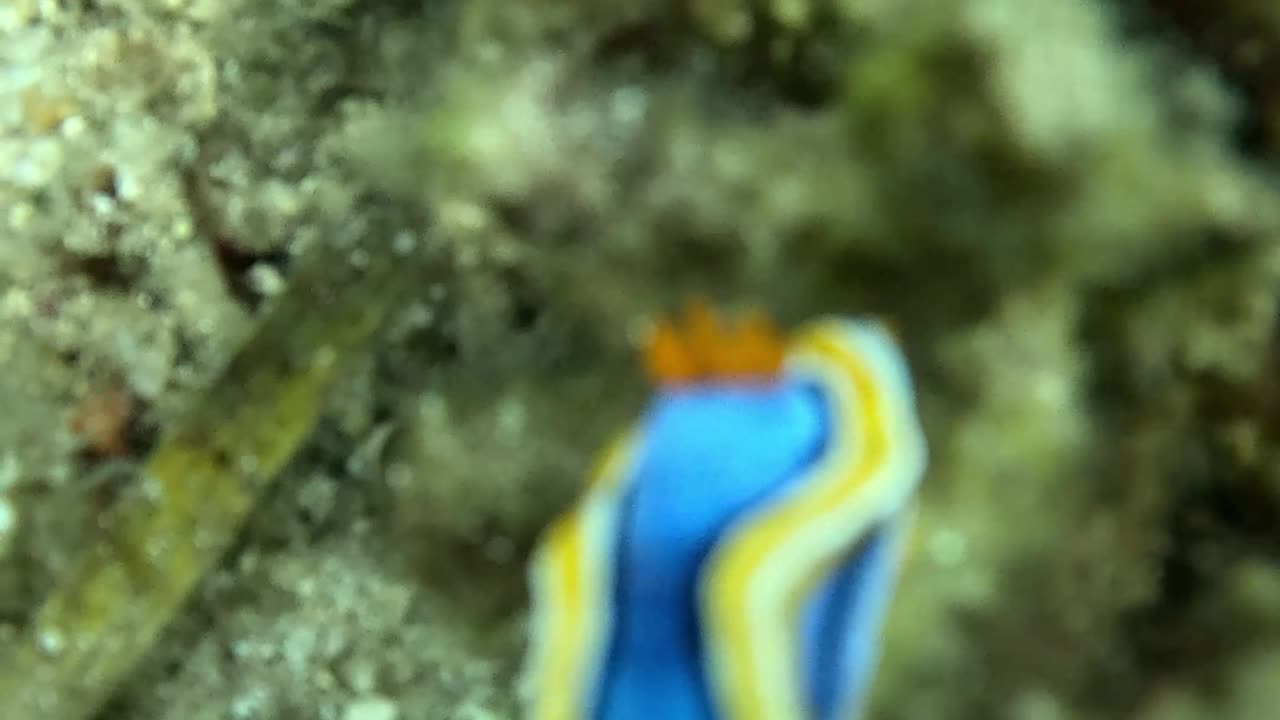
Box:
[1,1,1279,718]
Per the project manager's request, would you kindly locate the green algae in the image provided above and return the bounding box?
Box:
[0,237,439,720]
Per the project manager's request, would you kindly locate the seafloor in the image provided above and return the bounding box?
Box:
[2,1,1279,719]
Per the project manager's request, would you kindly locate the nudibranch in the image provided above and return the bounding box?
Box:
[521,302,928,720]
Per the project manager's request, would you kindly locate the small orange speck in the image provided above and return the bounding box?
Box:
[69,387,133,458]
[642,300,785,386]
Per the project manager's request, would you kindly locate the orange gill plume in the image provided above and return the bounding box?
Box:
[643,299,786,386]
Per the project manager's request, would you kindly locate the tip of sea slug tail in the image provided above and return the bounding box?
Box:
[641,298,785,387]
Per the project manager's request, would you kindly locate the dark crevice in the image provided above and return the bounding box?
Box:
[180,165,292,312]
[1109,0,1280,156]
